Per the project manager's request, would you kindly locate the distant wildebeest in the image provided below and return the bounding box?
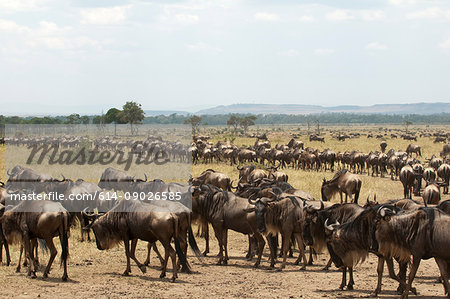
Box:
[380,141,387,153]
[237,165,267,184]
[191,169,234,191]
[375,207,450,298]
[406,144,421,157]
[0,203,11,266]
[399,165,417,199]
[98,167,136,191]
[1,200,69,281]
[423,167,437,186]
[321,170,362,204]
[441,143,450,158]
[437,163,450,194]
[434,136,447,143]
[310,134,325,142]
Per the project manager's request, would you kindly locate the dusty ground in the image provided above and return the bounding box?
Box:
[0,226,448,299]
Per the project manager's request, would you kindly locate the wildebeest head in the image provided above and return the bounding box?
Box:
[302,201,325,246]
[247,197,276,233]
[83,210,115,251]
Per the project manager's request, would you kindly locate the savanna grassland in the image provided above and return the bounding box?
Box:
[0,124,449,299]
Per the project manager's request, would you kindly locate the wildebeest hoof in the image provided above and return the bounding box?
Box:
[16,267,21,273]
[322,266,330,271]
[143,261,150,266]
[43,273,48,278]
[202,251,208,257]
[171,276,176,282]
[276,268,282,272]
[347,285,354,290]
[122,271,130,276]
[160,272,166,278]
[62,275,68,282]
[139,266,147,274]
[299,266,306,271]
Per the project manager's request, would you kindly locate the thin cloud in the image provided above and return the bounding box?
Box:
[299,15,315,22]
[80,6,130,25]
[254,12,279,22]
[406,7,450,19]
[175,14,199,25]
[326,9,385,22]
[439,38,450,49]
[186,42,222,53]
[314,48,334,55]
[278,49,299,57]
[366,42,387,50]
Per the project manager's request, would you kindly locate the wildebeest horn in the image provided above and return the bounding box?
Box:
[230,180,238,190]
[248,197,257,205]
[319,200,324,210]
[366,195,370,204]
[236,164,243,171]
[6,169,11,176]
[268,191,278,199]
[60,174,66,182]
[82,207,98,220]
[144,173,148,182]
[324,218,332,231]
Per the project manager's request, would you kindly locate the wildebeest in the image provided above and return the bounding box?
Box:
[6,167,59,194]
[248,195,308,270]
[325,204,408,295]
[192,184,265,266]
[85,199,190,282]
[237,165,268,184]
[380,141,387,153]
[423,167,437,185]
[0,203,11,266]
[0,200,69,281]
[437,163,450,194]
[191,169,234,191]
[422,183,441,206]
[98,167,136,191]
[375,207,450,298]
[399,165,417,199]
[321,170,362,204]
[266,164,288,182]
[406,144,421,157]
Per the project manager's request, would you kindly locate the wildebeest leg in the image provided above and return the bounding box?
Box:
[340,192,343,204]
[160,243,177,282]
[280,231,292,269]
[435,258,450,295]
[122,238,132,276]
[308,246,314,265]
[322,257,333,270]
[16,244,24,272]
[339,267,347,290]
[1,238,10,266]
[222,229,229,264]
[347,266,354,290]
[374,257,385,296]
[293,233,307,270]
[144,242,152,266]
[212,225,224,265]
[401,256,421,299]
[33,239,39,266]
[23,235,36,278]
[43,238,57,279]
[394,260,414,294]
[129,239,146,274]
[202,223,210,257]
[253,233,265,268]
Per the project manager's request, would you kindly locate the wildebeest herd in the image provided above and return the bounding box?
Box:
[1,133,450,298]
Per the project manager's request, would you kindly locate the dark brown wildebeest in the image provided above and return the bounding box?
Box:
[429,155,444,170]
[406,144,421,157]
[0,203,11,266]
[399,165,417,199]
[422,183,440,206]
[237,149,257,164]
[380,141,387,153]
[423,167,437,186]
[192,184,265,266]
[321,170,362,204]
[287,138,304,150]
[437,163,450,194]
[437,200,450,214]
[191,169,234,191]
[310,134,325,142]
[434,136,447,143]
[388,199,421,212]
[324,204,408,295]
[375,207,450,298]
[441,143,450,158]
[85,199,189,282]
[0,200,69,281]
[248,195,308,270]
[237,165,268,184]
[266,163,288,182]
[303,202,364,270]
[320,149,337,171]
[6,167,59,194]
[98,167,135,191]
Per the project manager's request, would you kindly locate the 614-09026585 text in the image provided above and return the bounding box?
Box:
[7,191,182,201]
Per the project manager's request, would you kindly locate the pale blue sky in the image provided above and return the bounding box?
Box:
[1,0,449,115]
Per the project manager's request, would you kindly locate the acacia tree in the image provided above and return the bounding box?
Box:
[405,120,412,134]
[239,115,257,133]
[121,101,145,135]
[105,108,126,136]
[227,115,240,133]
[184,115,202,135]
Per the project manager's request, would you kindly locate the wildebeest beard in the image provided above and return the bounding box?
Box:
[197,186,230,222]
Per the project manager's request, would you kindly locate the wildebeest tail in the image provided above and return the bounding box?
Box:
[173,216,189,272]
[188,220,203,263]
[60,213,69,266]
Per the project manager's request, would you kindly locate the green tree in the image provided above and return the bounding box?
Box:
[121,101,145,135]
[104,108,126,136]
[184,115,202,135]
[80,115,90,125]
[227,115,240,133]
[239,115,257,133]
[405,120,412,134]
[65,113,81,124]
[92,115,104,125]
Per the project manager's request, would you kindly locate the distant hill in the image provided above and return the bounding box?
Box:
[196,102,450,115]
[144,110,190,116]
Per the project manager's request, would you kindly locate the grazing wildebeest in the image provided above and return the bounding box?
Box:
[324,204,408,294]
[376,207,450,298]
[399,165,417,199]
[266,163,288,182]
[248,195,308,270]
[406,144,421,157]
[0,200,69,281]
[191,169,234,191]
[437,163,450,194]
[321,170,362,204]
[237,165,267,184]
[85,199,189,282]
[192,184,265,266]
[422,183,441,206]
